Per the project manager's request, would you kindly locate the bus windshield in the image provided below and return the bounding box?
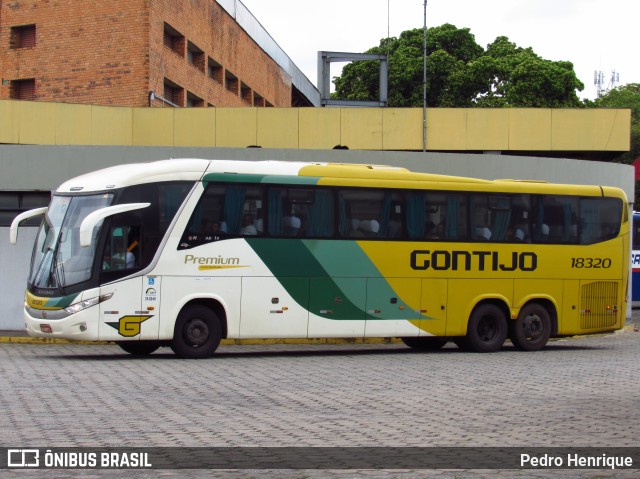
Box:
[29,194,113,290]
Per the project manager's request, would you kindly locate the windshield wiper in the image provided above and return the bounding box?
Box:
[34,248,53,287]
[49,229,66,291]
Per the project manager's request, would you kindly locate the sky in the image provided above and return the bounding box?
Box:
[239,0,638,100]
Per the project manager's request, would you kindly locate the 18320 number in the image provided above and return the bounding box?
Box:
[570,257,612,268]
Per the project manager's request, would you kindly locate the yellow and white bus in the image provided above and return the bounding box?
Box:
[10,159,629,358]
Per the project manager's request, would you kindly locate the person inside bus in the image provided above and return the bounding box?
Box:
[239,213,258,235]
[283,215,301,236]
[505,226,526,242]
[540,223,550,241]
[102,239,137,270]
[427,222,445,240]
[476,226,492,241]
[201,220,223,241]
[386,211,402,238]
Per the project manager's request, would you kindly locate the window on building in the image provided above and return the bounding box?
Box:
[208,58,223,84]
[241,82,253,104]
[163,23,185,57]
[0,191,50,227]
[187,92,204,108]
[187,41,205,73]
[10,79,36,100]
[10,24,36,49]
[253,93,265,107]
[163,78,184,107]
[225,70,239,95]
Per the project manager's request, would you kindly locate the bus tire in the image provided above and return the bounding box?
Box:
[465,303,507,353]
[171,305,221,359]
[117,341,160,356]
[510,303,551,351]
[401,337,448,350]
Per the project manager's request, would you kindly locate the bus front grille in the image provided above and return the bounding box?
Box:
[580,281,619,330]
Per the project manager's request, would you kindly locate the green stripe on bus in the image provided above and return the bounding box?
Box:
[203,173,320,185]
[246,239,418,321]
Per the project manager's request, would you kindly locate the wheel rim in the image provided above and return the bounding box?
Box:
[184,318,210,347]
[477,315,499,343]
[522,313,543,341]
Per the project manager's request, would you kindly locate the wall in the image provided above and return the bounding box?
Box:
[0,227,37,329]
[148,0,292,107]
[0,100,631,152]
[0,0,149,106]
[0,1,293,107]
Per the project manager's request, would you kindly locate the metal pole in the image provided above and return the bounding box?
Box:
[423,0,427,152]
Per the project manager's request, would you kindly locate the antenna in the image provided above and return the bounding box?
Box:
[594,68,620,97]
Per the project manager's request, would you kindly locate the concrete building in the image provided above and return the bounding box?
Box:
[0,0,318,107]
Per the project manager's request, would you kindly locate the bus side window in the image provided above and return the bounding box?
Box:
[532,195,578,244]
[180,185,225,248]
[580,197,622,244]
[102,225,140,271]
[267,187,311,237]
[338,189,400,239]
[633,214,640,249]
[470,195,493,241]
[223,186,262,235]
[407,192,466,241]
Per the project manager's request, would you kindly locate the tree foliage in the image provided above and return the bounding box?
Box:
[332,24,584,108]
[588,83,640,164]
[587,84,640,206]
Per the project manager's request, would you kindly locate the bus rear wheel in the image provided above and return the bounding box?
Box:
[401,337,448,351]
[464,303,507,353]
[509,303,551,351]
[117,341,160,356]
[171,305,222,359]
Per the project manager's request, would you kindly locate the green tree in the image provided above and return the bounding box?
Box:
[332,24,584,108]
[588,84,640,207]
[588,83,640,164]
[475,36,583,107]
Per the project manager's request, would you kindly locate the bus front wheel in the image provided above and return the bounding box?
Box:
[509,303,551,351]
[464,303,507,353]
[171,305,222,359]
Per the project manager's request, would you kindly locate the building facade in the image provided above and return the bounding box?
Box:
[0,0,314,107]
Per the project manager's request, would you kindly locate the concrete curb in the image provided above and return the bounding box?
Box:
[1,323,636,346]
[0,335,403,346]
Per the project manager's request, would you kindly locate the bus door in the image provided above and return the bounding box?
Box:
[98,225,158,341]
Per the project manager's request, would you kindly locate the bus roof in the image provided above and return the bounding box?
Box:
[54,158,627,202]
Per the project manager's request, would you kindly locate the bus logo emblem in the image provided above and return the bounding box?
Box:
[106,315,153,337]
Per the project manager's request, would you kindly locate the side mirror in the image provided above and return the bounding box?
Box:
[9,207,48,244]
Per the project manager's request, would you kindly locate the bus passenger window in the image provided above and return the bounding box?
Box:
[580,197,622,244]
[425,193,467,241]
[532,195,578,244]
[339,189,401,239]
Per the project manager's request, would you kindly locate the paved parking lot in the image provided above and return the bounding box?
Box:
[0,321,639,478]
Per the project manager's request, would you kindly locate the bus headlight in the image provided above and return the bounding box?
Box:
[64,293,113,315]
